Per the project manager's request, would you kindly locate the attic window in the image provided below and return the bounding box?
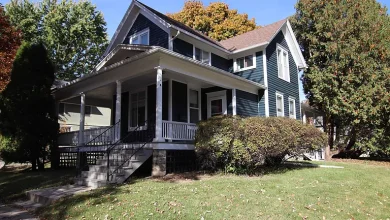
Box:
[277,44,290,82]
[129,29,149,45]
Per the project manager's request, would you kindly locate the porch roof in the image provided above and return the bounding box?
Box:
[55,45,266,92]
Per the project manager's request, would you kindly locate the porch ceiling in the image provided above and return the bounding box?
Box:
[54,45,265,101]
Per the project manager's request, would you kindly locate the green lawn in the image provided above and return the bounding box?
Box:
[0,165,74,203]
[37,161,390,220]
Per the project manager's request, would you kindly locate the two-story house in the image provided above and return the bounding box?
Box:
[54,0,307,188]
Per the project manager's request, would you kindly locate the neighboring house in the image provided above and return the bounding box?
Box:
[58,103,111,132]
[301,101,325,160]
[54,0,307,188]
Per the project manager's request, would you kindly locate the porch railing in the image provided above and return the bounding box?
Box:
[162,120,197,141]
[58,126,111,146]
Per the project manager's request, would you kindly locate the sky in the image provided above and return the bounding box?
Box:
[1,0,390,100]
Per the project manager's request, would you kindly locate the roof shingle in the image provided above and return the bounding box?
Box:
[219,19,287,51]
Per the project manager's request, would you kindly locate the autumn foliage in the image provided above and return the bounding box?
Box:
[167,1,258,41]
[0,5,21,91]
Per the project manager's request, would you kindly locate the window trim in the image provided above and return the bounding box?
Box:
[188,88,201,124]
[206,90,227,118]
[276,43,290,82]
[233,53,256,72]
[193,46,211,65]
[129,28,150,45]
[288,97,296,119]
[275,92,284,117]
[128,89,148,131]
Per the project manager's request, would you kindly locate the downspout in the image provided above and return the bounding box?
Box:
[169,30,181,50]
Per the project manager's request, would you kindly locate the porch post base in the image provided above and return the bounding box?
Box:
[152,150,166,177]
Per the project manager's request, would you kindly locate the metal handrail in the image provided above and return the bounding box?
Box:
[84,120,121,146]
[106,116,155,182]
[77,120,121,176]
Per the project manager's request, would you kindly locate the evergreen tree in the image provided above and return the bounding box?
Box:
[0,42,58,170]
[291,0,390,158]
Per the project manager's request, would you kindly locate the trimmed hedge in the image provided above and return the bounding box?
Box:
[195,116,327,173]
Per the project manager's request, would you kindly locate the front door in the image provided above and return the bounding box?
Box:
[207,91,227,118]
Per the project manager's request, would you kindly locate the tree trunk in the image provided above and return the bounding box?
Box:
[324,115,332,161]
[31,156,37,171]
[37,157,44,170]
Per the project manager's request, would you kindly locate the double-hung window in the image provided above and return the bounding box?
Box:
[130,91,146,128]
[288,98,296,119]
[235,55,255,71]
[277,45,290,81]
[129,29,149,45]
[194,47,211,64]
[276,93,284,117]
[189,89,200,123]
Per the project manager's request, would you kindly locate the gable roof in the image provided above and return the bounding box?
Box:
[220,19,287,52]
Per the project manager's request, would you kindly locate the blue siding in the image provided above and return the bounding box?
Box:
[123,14,168,49]
[267,31,301,119]
[173,38,193,58]
[211,53,230,72]
[232,51,264,84]
[236,90,259,117]
[258,90,266,117]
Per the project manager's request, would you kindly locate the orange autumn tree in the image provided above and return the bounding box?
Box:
[167,1,258,41]
[0,4,21,91]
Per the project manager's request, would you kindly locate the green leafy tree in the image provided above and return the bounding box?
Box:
[0,42,58,170]
[5,0,108,80]
[291,0,390,159]
[167,1,258,41]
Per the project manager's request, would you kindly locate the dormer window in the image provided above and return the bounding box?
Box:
[129,29,149,45]
[277,44,290,82]
[234,54,256,72]
[193,47,211,65]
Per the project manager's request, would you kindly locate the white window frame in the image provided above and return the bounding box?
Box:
[206,90,227,118]
[193,46,211,65]
[277,44,290,82]
[129,28,150,45]
[288,97,296,119]
[128,89,148,131]
[234,54,256,72]
[276,92,284,117]
[188,88,201,124]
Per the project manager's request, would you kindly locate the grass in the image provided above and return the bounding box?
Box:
[36,161,390,220]
[0,164,74,203]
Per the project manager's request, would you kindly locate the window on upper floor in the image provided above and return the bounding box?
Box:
[276,92,284,117]
[235,54,256,72]
[277,44,290,82]
[288,97,296,119]
[129,29,149,45]
[194,47,211,65]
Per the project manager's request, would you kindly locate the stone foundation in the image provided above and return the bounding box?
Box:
[152,150,166,177]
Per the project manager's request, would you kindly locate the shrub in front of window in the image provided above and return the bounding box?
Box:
[195,116,327,173]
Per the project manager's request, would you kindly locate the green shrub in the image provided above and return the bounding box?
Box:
[195,116,327,173]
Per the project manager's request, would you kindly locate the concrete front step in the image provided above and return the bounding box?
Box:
[25,185,92,206]
[75,178,114,188]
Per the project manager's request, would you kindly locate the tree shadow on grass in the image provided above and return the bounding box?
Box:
[35,182,133,219]
[0,165,75,203]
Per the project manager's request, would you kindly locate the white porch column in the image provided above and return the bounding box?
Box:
[115,80,122,141]
[168,79,173,141]
[154,67,164,142]
[78,93,86,146]
[232,89,237,116]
